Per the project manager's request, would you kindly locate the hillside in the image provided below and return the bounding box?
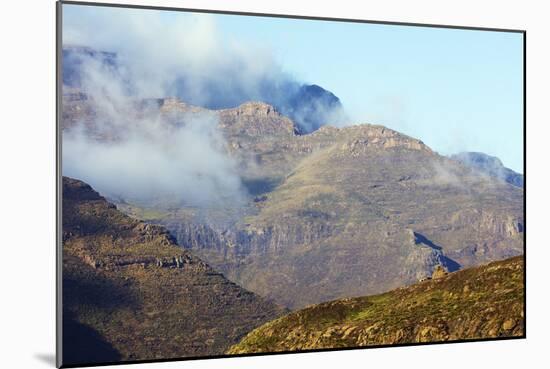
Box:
[163,117,524,309]
[61,177,285,366]
[217,125,523,308]
[61,45,344,133]
[62,92,524,310]
[228,256,524,354]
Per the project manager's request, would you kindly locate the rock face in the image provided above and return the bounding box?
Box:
[62,92,524,311]
[450,152,524,188]
[228,256,524,354]
[62,177,285,366]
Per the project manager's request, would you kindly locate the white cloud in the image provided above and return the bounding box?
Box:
[62,52,247,208]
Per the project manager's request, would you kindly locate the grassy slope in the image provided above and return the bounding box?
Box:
[228,256,524,354]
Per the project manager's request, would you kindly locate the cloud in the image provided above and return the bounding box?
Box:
[62,5,347,133]
[63,114,246,208]
[427,157,505,196]
[61,5,352,207]
[62,53,247,208]
[431,160,464,187]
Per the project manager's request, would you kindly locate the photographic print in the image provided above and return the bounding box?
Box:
[58,1,525,367]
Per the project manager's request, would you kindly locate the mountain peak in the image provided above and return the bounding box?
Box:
[219,101,299,136]
[155,96,206,114]
[62,45,345,134]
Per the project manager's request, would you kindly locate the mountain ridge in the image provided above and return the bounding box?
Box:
[62,45,345,133]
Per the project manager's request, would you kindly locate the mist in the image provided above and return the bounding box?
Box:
[61,6,354,207]
[62,52,247,208]
[62,6,348,133]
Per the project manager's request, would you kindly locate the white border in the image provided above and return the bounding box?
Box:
[1,1,547,368]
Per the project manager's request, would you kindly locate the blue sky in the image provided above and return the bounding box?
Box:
[215,14,524,172]
[64,5,524,172]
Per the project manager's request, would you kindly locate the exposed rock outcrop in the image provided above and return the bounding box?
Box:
[219,101,299,136]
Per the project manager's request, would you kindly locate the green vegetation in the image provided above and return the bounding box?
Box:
[228,256,524,354]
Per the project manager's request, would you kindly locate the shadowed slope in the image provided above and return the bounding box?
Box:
[62,177,285,366]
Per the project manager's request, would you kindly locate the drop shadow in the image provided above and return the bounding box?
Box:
[413,231,442,250]
[34,353,56,366]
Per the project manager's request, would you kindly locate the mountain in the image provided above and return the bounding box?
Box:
[197,123,523,309]
[450,152,524,188]
[152,104,523,309]
[228,256,524,354]
[62,93,524,311]
[61,45,344,133]
[61,177,285,366]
